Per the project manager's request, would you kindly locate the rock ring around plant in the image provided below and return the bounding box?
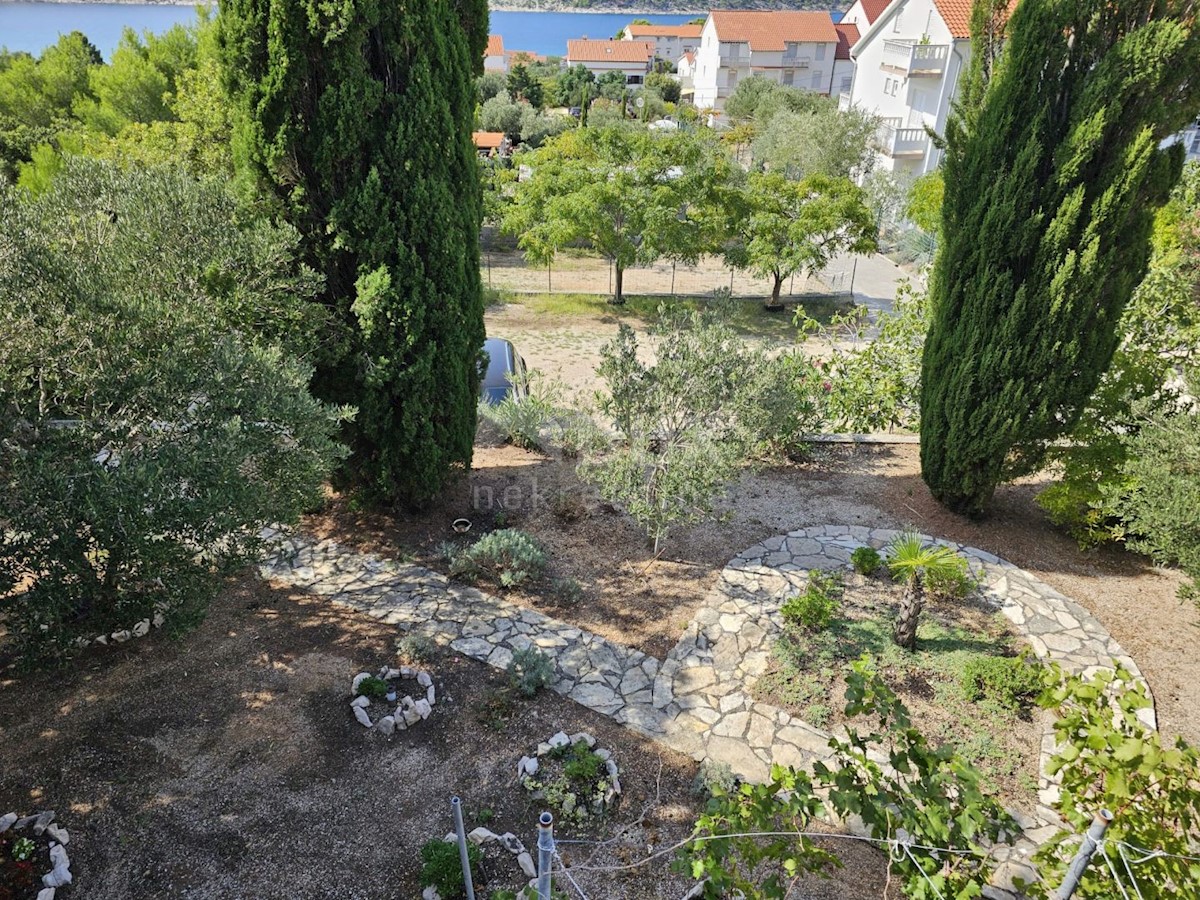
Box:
[350,666,437,735]
[421,827,542,900]
[518,731,621,822]
[0,809,73,897]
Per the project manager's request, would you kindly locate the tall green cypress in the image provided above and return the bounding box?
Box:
[920,0,1200,517]
[218,0,487,506]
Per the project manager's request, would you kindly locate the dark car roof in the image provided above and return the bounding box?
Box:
[481,338,517,402]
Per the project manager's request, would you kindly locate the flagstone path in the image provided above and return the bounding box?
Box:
[260,525,1155,897]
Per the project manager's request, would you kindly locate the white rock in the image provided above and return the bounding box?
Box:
[524,757,539,777]
[93,635,108,646]
[468,827,498,844]
[376,716,395,736]
[0,813,16,833]
[151,612,166,628]
[536,742,552,756]
[351,672,371,693]
[401,695,416,711]
[353,706,372,727]
[350,696,370,709]
[42,844,71,888]
[605,760,619,778]
[426,685,436,704]
[444,832,456,843]
[422,887,440,900]
[403,707,422,727]
[32,811,55,835]
[548,731,570,749]
[132,619,150,638]
[111,630,132,643]
[37,888,56,900]
[383,668,400,680]
[400,666,416,677]
[417,672,433,687]
[517,851,537,879]
[517,756,532,778]
[500,833,525,854]
[569,732,596,748]
[414,698,432,720]
[595,749,612,761]
[46,824,69,845]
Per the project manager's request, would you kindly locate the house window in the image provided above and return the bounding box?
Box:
[815,44,826,62]
[627,74,644,85]
[782,69,794,86]
[884,76,892,94]
[811,70,822,90]
[894,6,904,32]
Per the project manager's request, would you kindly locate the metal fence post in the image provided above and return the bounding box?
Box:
[1053,809,1113,900]
[451,796,477,900]
[536,810,555,899]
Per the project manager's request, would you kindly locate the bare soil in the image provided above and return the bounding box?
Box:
[313,439,1200,752]
[0,576,900,899]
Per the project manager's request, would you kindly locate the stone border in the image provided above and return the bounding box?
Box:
[0,810,72,898]
[73,606,166,650]
[519,730,622,818]
[261,527,1153,899]
[349,666,436,735]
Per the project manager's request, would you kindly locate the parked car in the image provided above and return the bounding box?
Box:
[480,338,529,405]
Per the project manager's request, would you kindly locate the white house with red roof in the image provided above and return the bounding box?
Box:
[692,11,841,111]
[832,23,860,98]
[843,0,975,175]
[567,39,655,87]
[621,23,704,62]
[484,34,507,73]
[840,0,894,31]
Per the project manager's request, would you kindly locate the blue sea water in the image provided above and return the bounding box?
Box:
[0,3,718,60]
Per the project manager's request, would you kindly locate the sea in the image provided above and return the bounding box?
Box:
[0,2,719,60]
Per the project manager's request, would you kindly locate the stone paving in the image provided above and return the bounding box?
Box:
[260,525,1157,898]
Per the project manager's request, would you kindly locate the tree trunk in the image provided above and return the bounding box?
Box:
[611,264,626,305]
[892,577,924,650]
[764,272,785,311]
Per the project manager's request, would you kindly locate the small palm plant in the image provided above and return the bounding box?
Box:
[885,532,968,650]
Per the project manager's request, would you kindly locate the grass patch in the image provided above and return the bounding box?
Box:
[755,578,1041,803]
[490,290,853,344]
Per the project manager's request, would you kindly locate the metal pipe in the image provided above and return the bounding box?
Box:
[451,796,477,900]
[1053,808,1113,900]
[536,810,555,899]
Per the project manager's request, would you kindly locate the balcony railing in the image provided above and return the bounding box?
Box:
[875,119,928,158]
[880,39,949,76]
[719,53,750,67]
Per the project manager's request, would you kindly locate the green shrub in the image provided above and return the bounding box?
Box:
[692,759,739,798]
[397,632,436,663]
[356,676,390,700]
[478,371,561,452]
[781,571,841,631]
[451,529,546,588]
[562,742,604,780]
[551,576,584,604]
[507,646,554,697]
[959,656,1042,711]
[419,838,479,900]
[924,564,977,600]
[850,546,883,576]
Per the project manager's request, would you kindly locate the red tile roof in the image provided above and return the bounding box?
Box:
[834,22,860,59]
[473,131,506,150]
[933,0,974,39]
[857,0,893,26]
[625,24,704,39]
[486,34,504,57]
[567,39,654,64]
[709,11,838,51]
[507,49,547,64]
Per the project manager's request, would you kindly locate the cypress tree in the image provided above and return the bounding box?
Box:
[920,0,1200,516]
[218,0,487,506]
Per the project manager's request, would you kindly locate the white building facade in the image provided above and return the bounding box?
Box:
[843,0,972,176]
[484,34,507,73]
[692,11,840,112]
[623,23,703,63]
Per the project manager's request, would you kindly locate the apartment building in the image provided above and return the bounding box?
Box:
[842,0,973,176]
[691,11,840,111]
[622,23,704,62]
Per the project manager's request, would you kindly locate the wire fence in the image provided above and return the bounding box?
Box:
[445,798,1200,900]
[479,232,857,302]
